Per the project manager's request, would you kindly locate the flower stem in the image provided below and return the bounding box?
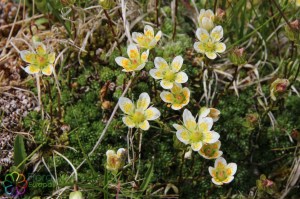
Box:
[156,0,159,27]
[270,0,292,30]
[172,0,178,40]
[104,9,122,53]
[36,73,44,119]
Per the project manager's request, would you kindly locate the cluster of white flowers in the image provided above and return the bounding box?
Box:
[194,9,226,60]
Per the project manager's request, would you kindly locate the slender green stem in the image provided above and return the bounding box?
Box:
[228,5,287,49]
[270,0,292,29]
[17,143,45,169]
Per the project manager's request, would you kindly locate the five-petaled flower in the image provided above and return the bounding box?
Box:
[119,92,161,131]
[20,41,55,76]
[115,44,149,72]
[160,83,190,110]
[194,26,226,59]
[106,148,126,172]
[199,107,221,122]
[209,157,237,185]
[150,56,188,89]
[173,109,220,151]
[199,141,223,159]
[198,9,215,31]
[132,25,162,49]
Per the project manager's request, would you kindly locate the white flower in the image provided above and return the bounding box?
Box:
[115,44,149,72]
[173,109,220,151]
[119,93,160,131]
[150,56,188,89]
[209,157,237,185]
[199,107,221,122]
[160,83,190,110]
[194,26,226,59]
[198,9,215,31]
[132,25,162,49]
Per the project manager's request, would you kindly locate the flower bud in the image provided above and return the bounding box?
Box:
[285,19,300,42]
[69,191,83,199]
[215,8,225,22]
[99,0,115,10]
[270,78,289,101]
[106,148,126,173]
[229,48,247,66]
[101,100,112,110]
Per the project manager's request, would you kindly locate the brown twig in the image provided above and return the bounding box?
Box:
[156,0,160,27]
[270,0,292,30]
[103,9,122,53]
[172,0,178,40]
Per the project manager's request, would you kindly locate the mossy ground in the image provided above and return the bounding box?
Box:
[1,0,300,198]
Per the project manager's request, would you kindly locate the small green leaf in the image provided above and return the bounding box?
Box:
[140,157,155,192]
[14,135,27,171]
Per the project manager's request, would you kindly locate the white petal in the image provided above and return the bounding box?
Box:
[199,107,210,118]
[212,178,223,185]
[214,157,227,168]
[118,97,135,114]
[20,50,35,63]
[154,57,168,69]
[215,42,226,53]
[122,116,135,128]
[145,107,161,120]
[191,142,203,151]
[205,52,217,60]
[155,30,162,41]
[198,117,214,131]
[183,109,196,130]
[193,42,205,53]
[208,167,215,177]
[210,26,223,41]
[144,25,154,37]
[175,72,188,84]
[170,82,182,93]
[41,64,53,76]
[171,56,183,72]
[127,44,140,60]
[173,124,184,131]
[106,150,115,156]
[223,176,234,184]
[160,91,173,103]
[117,148,126,157]
[137,92,150,110]
[203,131,220,144]
[141,50,149,63]
[227,163,237,176]
[135,63,146,71]
[139,120,150,131]
[149,69,163,79]
[176,129,190,144]
[196,28,210,42]
[160,80,173,89]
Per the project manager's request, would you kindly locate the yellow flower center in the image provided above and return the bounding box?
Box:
[173,93,185,104]
[36,55,48,67]
[164,71,176,81]
[204,41,216,52]
[203,147,216,156]
[131,111,146,124]
[215,168,228,181]
[189,131,203,143]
